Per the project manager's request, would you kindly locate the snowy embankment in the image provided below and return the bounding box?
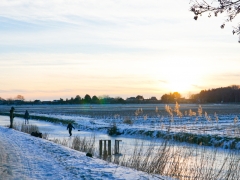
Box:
[0,126,168,180]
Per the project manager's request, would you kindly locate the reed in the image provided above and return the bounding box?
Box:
[12,122,39,134]
[109,140,240,180]
[53,135,96,155]
[123,117,133,125]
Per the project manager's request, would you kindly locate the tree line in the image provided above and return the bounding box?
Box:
[190,85,240,103]
[59,95,125,104]
[1,85,240,105]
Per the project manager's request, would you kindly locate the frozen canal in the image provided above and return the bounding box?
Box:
[0,114,237,155]
[0,115,165,156]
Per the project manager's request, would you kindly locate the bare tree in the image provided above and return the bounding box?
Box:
[190,0,240,41]
[15,95,25,101]
[230,84,240,89]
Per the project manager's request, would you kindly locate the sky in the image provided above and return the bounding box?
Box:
[0,0,239,101]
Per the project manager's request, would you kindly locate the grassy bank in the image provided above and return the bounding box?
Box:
[122,129,240,149]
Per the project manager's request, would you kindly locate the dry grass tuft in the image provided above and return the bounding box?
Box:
[123,117,133,125]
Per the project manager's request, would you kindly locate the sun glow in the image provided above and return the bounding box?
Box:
[155,59,203,95]
[167,78,194,93]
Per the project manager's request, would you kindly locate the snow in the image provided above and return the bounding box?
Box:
[0,126,169,180]
[1,104,240,179]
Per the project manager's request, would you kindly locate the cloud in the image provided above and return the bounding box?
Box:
[158,80,168,84]
[191,84,206,90]
[0,89,75,93]
[222,73,240,78]
[0,0,189,22]
[0,0,239,57]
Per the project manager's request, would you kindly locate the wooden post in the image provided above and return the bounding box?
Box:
[117,140,119,154]
[100,139,113,157]
[99,140,102,156]
[108,140,111,155]
[115,140,117,154]
[114,140,122,154]
[104,140,107,156]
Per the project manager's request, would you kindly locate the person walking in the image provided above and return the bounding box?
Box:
[9,107,15,128]
[67,123,75,136]
[24,110,30,124]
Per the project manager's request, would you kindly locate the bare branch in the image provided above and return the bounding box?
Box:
[190,0,240,40]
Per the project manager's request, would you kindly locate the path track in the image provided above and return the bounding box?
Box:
[0,128,73,180]
[0,127,32,180]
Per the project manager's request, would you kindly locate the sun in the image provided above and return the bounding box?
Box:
[157,66,202,95]
[167,78,192,93]
[151,58,204,95]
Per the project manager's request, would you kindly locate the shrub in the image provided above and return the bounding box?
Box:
[71,136,95,154]
[123,117,133,125]
[108,122,121,136]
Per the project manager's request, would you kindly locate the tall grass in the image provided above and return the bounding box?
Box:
[108,140,240,180]
[71,135,95,155]
[12,122,38,133]
[8,122,49,139]
[52,138,69,146]
[52,135,96,155]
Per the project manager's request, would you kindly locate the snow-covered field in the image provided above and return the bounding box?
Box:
[0,125,168,180]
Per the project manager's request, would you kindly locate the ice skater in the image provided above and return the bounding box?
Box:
[24,110,30,124]
[67,123,75,136]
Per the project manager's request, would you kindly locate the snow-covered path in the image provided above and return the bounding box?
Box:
[0,127,38,179]
[0,126,166,180]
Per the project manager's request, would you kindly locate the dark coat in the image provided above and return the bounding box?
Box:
[24,111,29,119]
[67,123,75,130]
[10,108,14,119]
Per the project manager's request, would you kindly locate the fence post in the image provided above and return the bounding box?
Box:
[99,140,102,156]
[114,140,122,154]
[104,140,107,156]
[99,140,115,156]
[108,140,111,155]
[115,140,117,154]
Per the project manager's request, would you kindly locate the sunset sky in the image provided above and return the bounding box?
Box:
[0,0,239,101]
